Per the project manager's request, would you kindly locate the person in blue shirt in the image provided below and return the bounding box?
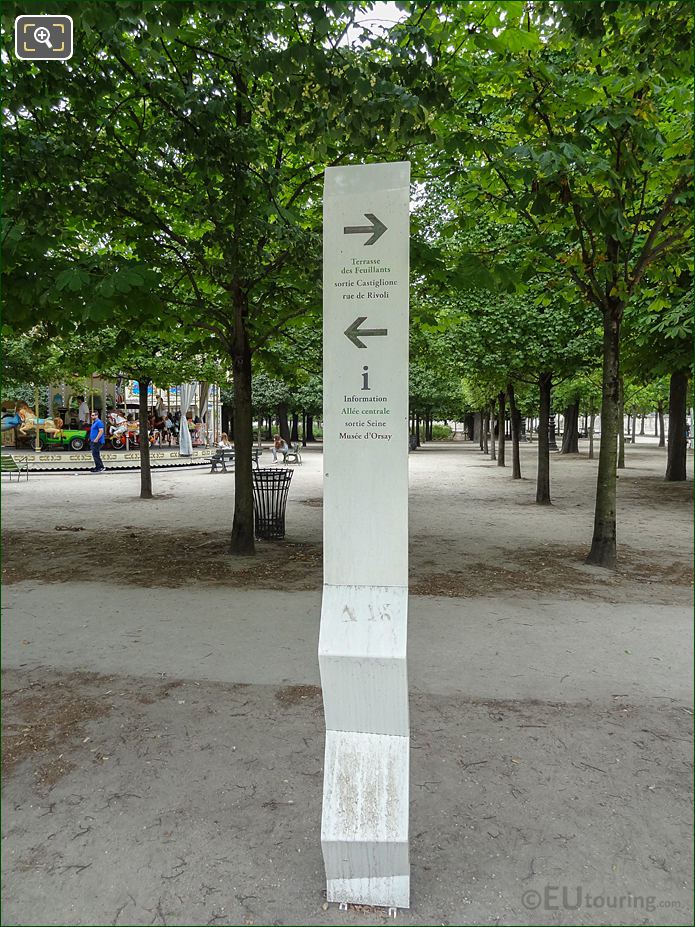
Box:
[89,411,106,472]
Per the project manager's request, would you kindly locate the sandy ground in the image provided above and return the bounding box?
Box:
[1,439,693,926]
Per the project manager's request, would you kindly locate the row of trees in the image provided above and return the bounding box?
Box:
[3,318,682,507]
[3,0,692,566]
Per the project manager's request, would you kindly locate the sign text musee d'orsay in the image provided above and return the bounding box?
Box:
[319,162,411,909]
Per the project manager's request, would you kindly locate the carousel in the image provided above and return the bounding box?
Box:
[1,378,221,472]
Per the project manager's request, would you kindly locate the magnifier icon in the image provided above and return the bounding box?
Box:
[33,26,53,49]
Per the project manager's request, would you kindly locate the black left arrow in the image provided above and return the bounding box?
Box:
[344,316,388,349]
[343,213,388,246]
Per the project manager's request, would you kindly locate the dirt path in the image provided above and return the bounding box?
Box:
[2,668,692,927]
[2,443,692,605]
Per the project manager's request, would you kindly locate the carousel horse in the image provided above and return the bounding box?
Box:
[4,401,61,437]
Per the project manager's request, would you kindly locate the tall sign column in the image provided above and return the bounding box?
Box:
[319,162,410,909]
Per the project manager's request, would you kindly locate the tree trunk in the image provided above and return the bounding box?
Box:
[587,302,621,569]
[560,400,579,453]
[507,382,522,479]
[290,412,299,444]
[657,401,665,447]
[497,391,506,467]
[536,372,551,504]
[415,413,421,447]
[665,370,688,481]
[478,411,485,451]
[301,412,307,447]
[617,376,625,469]
[489,401,496,461]
[482,410,489,454]
[230,290,255,556]
[639,414,645,436]
[630,413,637,444]
[277,402,291,444]
[264,416,273,441]
[305,415,316,442]
[138,378,153,499]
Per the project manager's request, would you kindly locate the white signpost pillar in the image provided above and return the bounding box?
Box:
[319,161,410,909]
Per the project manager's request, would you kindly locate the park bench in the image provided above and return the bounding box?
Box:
[209,447,262,473]
[1,454,29,482]
[283,442,302,465]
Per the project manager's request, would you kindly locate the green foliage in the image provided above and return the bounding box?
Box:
[2,1,440,348]
[295,377,323,416]
[622,278,693,379]
[430,423,453,441]
[553,374,602,415]
[2,330,72,389]
[409,353,467,420]
[407,0,693,340]
[54,326,223,388]
[250,373,294,416]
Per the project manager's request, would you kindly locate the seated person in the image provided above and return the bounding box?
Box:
[271,434,289,462]
[108,410,128,436]
[218,433,233,449]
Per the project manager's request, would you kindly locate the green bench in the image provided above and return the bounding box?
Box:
[283,442,302,464]
[1,454,29,482]
[209,447,262,473]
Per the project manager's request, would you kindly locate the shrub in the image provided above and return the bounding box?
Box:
[431,424,453,441]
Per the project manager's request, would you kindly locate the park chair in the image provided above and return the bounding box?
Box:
[210,448,236,472]
[284,442,302,465]
[210,447,263,473]
[1,454,29,482]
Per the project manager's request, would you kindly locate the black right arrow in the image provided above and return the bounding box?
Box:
[344,316,388,349]
[343,213,388,246]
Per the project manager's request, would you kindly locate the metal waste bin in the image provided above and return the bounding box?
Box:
[252,467,294,540]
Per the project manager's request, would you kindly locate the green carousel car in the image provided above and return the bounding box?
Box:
[37,427,90,452]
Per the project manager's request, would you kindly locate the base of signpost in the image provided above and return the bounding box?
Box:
[327,877,410,909]
[321,730,410,909]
